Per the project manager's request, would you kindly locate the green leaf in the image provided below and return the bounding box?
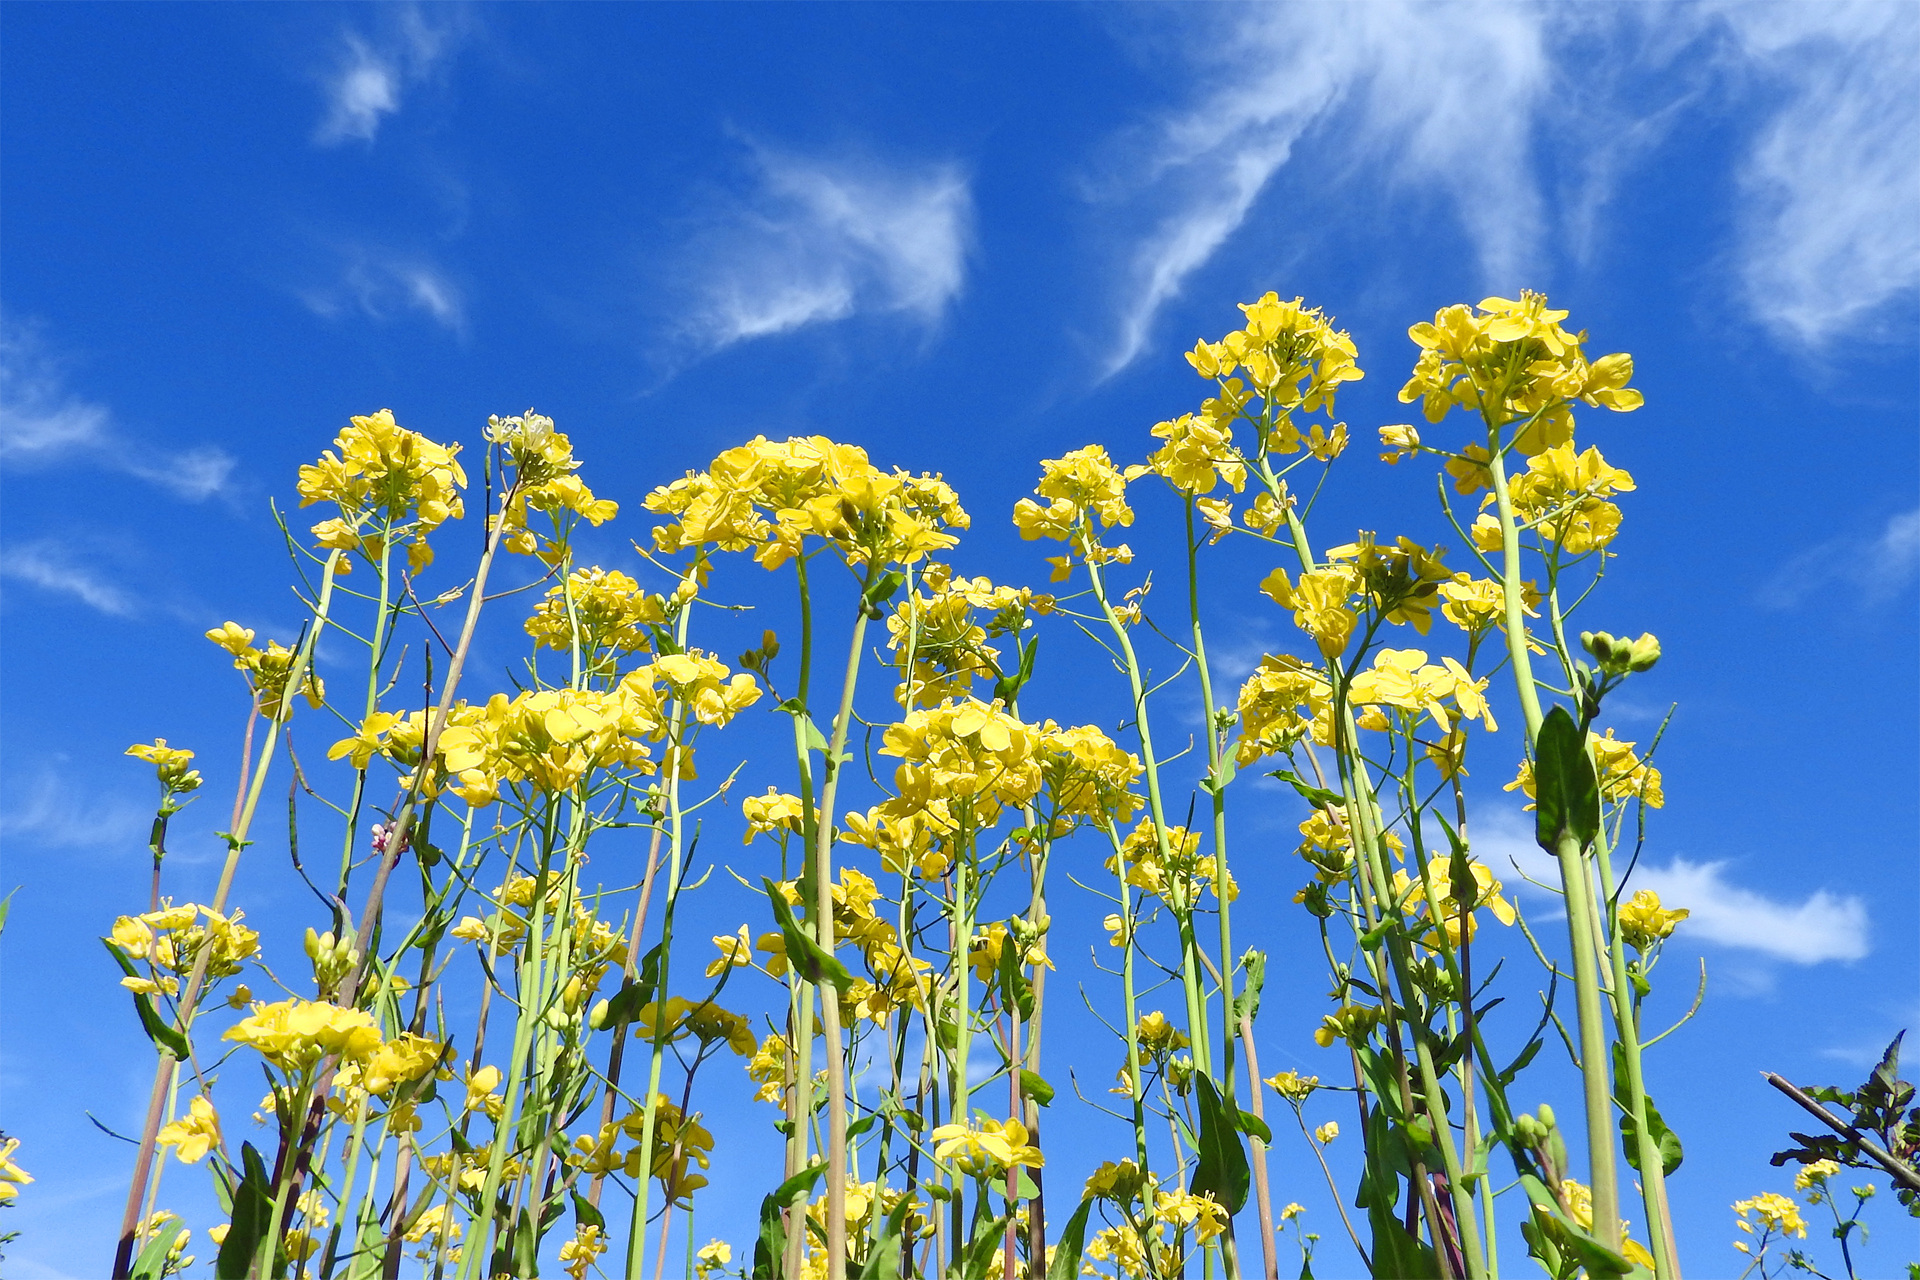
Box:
[1015,1168,1042,1200]
[1613,1046,1683,1176]
[859,1194,919,1280]
[1018,1069,1055,1108]
[1516,1172,1644,1279]
[214,1143,273,1279]
[1267,769,1347,809]
[1189,1073,1250,1213]
[753,1165,826,1280]
[1047,1198,1096,1280]
[128,1213,185,1280]
[863,570,906,608]
[0,887,16,936]
[960,1213,1012,1280]
[846,1112,880,1140]
[1367,1199,1440,1280]
[763,877,854,990]
[1236,1109,1273,1144]
[994,635,1041,706]
[103,936,193,1061]
[571,1189,604,1231]
[1234,949,1268,1025]
[602,943,667,1027]
[1533,706,1600,852]
[1200,753,1238,796]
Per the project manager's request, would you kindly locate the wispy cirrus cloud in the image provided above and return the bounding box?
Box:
[1759,507,1920,609]
[0,315,235,501]
[313,5,471,147]
[1094,2,1917,372]
[1477,808,1869,965]
[0,540,138,617]
[1710,2,1920,344]
[300,245,467,335]
[1093,2,1553,373]
[674,147,973,354]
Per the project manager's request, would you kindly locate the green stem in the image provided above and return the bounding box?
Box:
[1486,435,1621,1252]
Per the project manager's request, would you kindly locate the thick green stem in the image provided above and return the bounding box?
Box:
[812,598,873,1276]
[1486,437,1622,1251]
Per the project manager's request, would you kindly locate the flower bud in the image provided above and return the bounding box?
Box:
[1626,632,1661,672]
[588,998,611,1031]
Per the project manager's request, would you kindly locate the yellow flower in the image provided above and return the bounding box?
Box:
[1084,1159,1148,1204]
[525,567,666,656]
[1733,1190,1808,1240]
[930,1116,1043,1178]
[0,1136,32,1205]
[741,788,807,843]
[224,999,382,1072]
[695,1240,733,1277]
[706,926,753,977]
[1314,1121,1339,1145]
[156,1095,221,1165]
[1377,423,1421,463]
[1618,890,1689,953]
[558,1224,608,1280]
[1233,655,1331,763]
[1397,294,1639,451]
[1314,1003,1381,1049]
[746,1033,791,1104]
[126,739,202,793]
[205,621,255,656]
[1265,1071,1319,1103]
[1794,1159,1840,1192]
[1147,412,1246,496]
[359,1033,443,1097]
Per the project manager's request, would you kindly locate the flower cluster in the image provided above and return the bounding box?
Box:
[206,622,325,718]
[108,901,259,997]
[298,409,467,574]
[1507,728,1664,810]
[887,563,1033,706]
[1107,820,1235,906]
[524,567,667,657]
[1391,858,1518,948]
[1185,292,1364,424]
[224,999,383,1073]
[929,1115,1043,1178]
[1347,648,1497,736]
[1398,293,1642,455]
[125,739,202,796]
[1234,656,1332,761]
[1012,445,1147,581]
[486,410,618,562]
[646,435,967,569]
[1617,889,1689,954]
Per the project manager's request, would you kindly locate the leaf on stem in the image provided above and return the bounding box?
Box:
[1533,706,1599,852]
[1189,1073,1250,1213]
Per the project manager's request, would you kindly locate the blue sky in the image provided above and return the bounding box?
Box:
[1,4,1915,1277]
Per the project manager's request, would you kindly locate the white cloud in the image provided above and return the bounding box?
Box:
[1474,807,1867,964]
[0,541,136,617]
[1711,2,1920,344]
[313,7,467,147]
[0,316,235,499]
[1632,858,1869,965]
[1095,2,1916,371]
[1095,3,1553,373]
[679,149,972,352]
[301,248,467,334]
[0,766,149,851]
[1759,507,1920,608]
